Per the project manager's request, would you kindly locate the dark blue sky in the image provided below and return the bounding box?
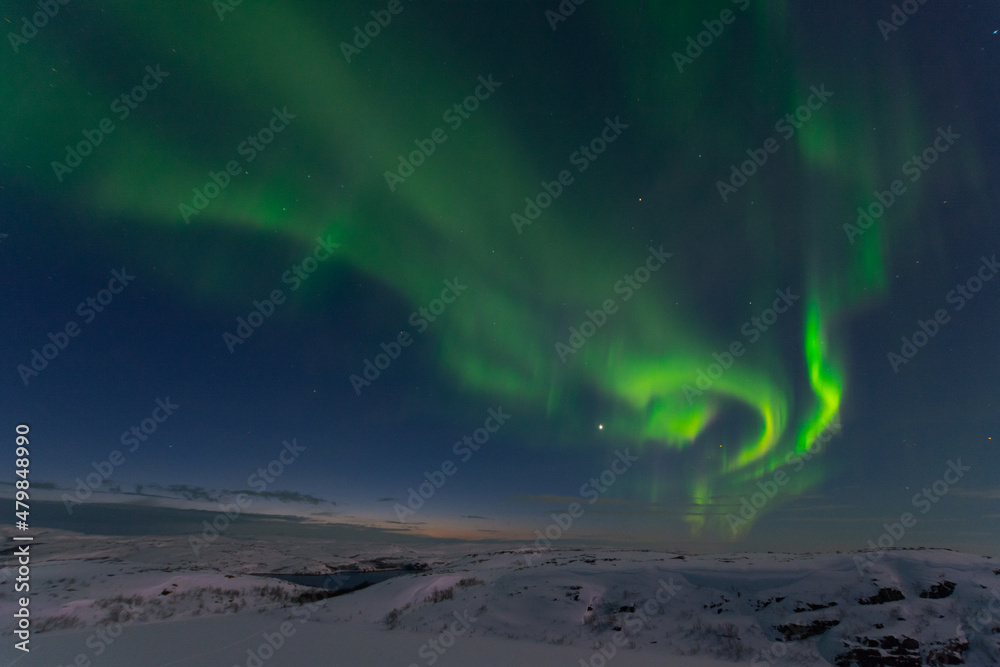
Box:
[1,0,998,556]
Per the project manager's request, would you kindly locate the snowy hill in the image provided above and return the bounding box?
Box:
[2,531,998,665]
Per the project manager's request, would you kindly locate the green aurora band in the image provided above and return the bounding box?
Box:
[2,1,982,538]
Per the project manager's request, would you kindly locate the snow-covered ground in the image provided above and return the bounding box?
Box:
[2,529,998,666]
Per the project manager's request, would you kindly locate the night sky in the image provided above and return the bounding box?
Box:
[2,1,998,556]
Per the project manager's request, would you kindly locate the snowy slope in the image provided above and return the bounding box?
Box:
[2,530,998,666]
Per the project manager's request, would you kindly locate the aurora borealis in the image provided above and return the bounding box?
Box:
[2,0,998,555]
